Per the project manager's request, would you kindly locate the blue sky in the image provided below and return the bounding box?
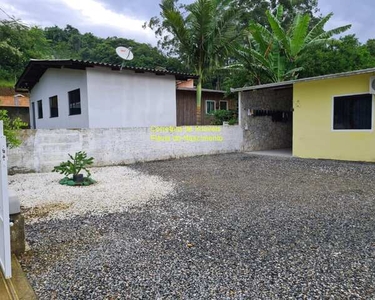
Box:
[0,0,374,45]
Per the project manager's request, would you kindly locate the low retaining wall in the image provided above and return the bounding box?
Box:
[8,126,243,173]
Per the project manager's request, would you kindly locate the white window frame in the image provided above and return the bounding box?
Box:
[219,100,229,110]
[205,100,216,115]
[331,93,374,132]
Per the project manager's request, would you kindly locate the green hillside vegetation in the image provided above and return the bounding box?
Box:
[0,0,375,91]
[0,20,188,87]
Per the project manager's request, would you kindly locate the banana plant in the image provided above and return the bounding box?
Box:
[232,5,351,84]
[52,151,94,181]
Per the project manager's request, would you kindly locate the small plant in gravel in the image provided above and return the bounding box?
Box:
[52,151,95,186]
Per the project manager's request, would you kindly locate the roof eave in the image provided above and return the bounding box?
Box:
[15,59,198,92]
[231,67,375,93]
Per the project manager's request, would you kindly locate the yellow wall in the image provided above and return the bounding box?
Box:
[293,72,375,162]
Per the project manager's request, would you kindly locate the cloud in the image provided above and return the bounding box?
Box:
[318,0,375,42]
[60,0,154,41]
[0,0,157,44]
[1,0,374,45]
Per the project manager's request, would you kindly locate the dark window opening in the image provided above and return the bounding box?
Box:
[220,101,228,110]
[68,89,81,115]
[37,100,43,119]
[49,95,59,118]
[333,94,372,130]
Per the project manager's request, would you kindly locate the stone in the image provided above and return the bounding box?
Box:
[9,189,20,214]
[10,213,25,257]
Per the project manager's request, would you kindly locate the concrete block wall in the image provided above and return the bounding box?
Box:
[241,88,293,151]
[8,126,243,173]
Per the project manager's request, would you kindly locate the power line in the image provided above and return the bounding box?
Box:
[0,6,30,27]
[0,7,17,22]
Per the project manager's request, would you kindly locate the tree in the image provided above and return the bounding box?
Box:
[0,20,50,83]
[0,110,27,148]
[149,0,241,124]
[366,39,375,57]
[232,5,351,84]
[299,35,375,78]
[234,0,320,29]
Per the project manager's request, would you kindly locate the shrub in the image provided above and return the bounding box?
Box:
[52,151,95,186]
[0,110,27,148]
[211,109,238,125]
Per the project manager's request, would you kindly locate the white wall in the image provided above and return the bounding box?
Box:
[8,126,243,173]
[30,68,89,129]
[86,68,177,128]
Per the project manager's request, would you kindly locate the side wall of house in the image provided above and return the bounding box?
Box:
[86,68,177,128]
[241,88,293,151]
[8,126,243,173]
[294,73,375,162]
[29,68,89,129]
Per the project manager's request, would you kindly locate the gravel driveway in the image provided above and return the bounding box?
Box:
[18,153,375,299]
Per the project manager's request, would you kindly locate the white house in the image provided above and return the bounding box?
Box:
[15,60,197,129]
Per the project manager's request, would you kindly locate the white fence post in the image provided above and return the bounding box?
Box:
[0,120,11,279]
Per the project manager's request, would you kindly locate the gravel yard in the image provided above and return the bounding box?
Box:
[10,166,175,223]
[16,153,375,299]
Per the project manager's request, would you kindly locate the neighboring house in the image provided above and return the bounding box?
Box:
[233,67,375,162]
[0,87,30,126]
[15,59,197,129]
[176,79,237,126]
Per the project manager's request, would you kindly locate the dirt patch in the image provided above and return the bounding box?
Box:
[22,203,72,221]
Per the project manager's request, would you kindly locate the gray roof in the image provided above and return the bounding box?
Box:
[16,59,198,92]
[231,67,375,93]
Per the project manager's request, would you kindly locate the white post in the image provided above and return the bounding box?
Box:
[0,120,11,278]
[238,92,242,127]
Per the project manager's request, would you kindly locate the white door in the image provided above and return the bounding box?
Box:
[0,121,11,278]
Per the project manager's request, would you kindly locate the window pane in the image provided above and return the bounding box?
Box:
[220,101,228,110]
[334,94,372,130]
[49,96,58,118]
[207,101,215,114]
[37,100,43,119]
[68,89,81,115]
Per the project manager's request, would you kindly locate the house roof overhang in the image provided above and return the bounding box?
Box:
[177,87,226,93]
[231,67,375,93]
[15,59,199,92]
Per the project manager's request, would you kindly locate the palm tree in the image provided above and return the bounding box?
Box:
[160,0,240,124]
[233,5,351,83]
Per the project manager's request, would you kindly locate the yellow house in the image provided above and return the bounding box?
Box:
[232,68,375,162]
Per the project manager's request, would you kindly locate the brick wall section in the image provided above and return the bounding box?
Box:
[241,88,293,151]
[8,126,243,173]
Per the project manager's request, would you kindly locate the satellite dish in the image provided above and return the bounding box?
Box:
[116,46,134,61]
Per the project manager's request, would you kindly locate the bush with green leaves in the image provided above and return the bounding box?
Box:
[211,109,238,125]
[52,151,95,186]
[0,110,27,148]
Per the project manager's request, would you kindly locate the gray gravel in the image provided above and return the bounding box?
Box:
[20,153,375,299]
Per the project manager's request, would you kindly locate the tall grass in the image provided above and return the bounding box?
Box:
[0,79,15,88]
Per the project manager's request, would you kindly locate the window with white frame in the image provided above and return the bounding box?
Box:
[333,94,373,130]
[206,100,216,114]
[219,100,228,110]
